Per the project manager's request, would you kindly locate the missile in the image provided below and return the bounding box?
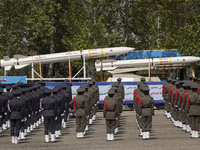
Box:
[95,56,200,72]
[0,47,134,70]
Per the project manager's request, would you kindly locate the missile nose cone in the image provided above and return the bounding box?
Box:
[186,56,200,63]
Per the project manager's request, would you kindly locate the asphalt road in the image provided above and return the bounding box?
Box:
[0,110,200,150]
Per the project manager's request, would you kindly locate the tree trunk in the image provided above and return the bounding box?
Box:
[48,37,55,78]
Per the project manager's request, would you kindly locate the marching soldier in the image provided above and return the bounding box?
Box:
[138,87,154,140]
[8,90,23,144]
[186,83,200,138]
[41,88,56,143]
[103,90,119,141]
[74,88,87,138]
[116,78,124,114]
[165,78,173,118]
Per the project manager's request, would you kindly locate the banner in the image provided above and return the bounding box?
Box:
[0,76,27,84]
[46,81,165,104]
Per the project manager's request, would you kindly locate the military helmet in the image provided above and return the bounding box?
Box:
[191,83,199,89]
[117,78,122,81]
[108,90,115,95]
[77,88,85,93]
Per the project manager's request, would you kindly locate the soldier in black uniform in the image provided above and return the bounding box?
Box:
[4,86,13,129]
[41,88,56,143]
[0,88,6,133]
[8,90,22,144]
[52,87,62,138]
[103,90,119,141]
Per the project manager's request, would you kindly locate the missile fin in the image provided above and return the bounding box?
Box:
[5,66,12,71]
[14,64,29,69]
[14,54,27,59]
[3,56,11,61]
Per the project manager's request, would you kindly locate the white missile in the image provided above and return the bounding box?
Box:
[0,47,135,70]
[95,56,200,72]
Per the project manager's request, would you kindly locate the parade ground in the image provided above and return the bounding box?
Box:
[0,110,200,150]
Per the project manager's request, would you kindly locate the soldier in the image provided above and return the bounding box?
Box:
[8,90,23,144]
[186,83,200,138]
[74,88,87,138]
[116,78,124,115]
[103,90,119,141]
[0,88,6,133]
[4,86,13,129]
[111,83,120,134]
[80,84,90,133]
[138,87,154,140]
[91,79,99,121]
[177,81,184,128]
[41,88,56,143]
[87,81,95,125]
[52,87,62,138]
[165,78,173,118]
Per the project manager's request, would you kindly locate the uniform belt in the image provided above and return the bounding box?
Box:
[107,110,114,112]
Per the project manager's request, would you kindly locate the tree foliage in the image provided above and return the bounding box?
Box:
[0,0,199,78]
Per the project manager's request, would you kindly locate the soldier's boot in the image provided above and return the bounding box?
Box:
[2,124,7,130]
[20,132,26,140]
[76,132,81,138]
[33,123,36,129]
[45,135,49,143]
[114,128,118,134]
[179,121,183,128]
[30,125,33,131]
[14,136,18,144]
[6,120,10,128]
[58,130,61,136]
[62,122,66,128]
[27,127,31,133]
[55,131,59,138]
[166,113,170,119]
[194,131,199,138]
[36,121,39,127]
[11,136,15,144]
[85,125,89,131]
[142,132,147,140]
[182,124,186,131]
[39,119,41,124]
[0,127,2,133]
[106,134,110,141]
[164,111,167,116]
[51,134,55,142]
[146,132,150,139]
[24,129,27,136]
[190,131,195,138]
[83,130,86,136]
[110,134,114,141]
[41,116,44,122]
[89,119,93,125]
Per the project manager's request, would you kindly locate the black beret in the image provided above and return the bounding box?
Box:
[191,83,199,89]
[44,89,52,94]
[12,90,22,95]
[140,78,146,81]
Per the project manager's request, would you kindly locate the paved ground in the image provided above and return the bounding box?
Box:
[0,110,200,150]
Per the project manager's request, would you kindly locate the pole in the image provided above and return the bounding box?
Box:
[83,51,86,78]
[148,58,151,81]
[68,52,72,82]
[39,55,42,80]
[31,56,34,81]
